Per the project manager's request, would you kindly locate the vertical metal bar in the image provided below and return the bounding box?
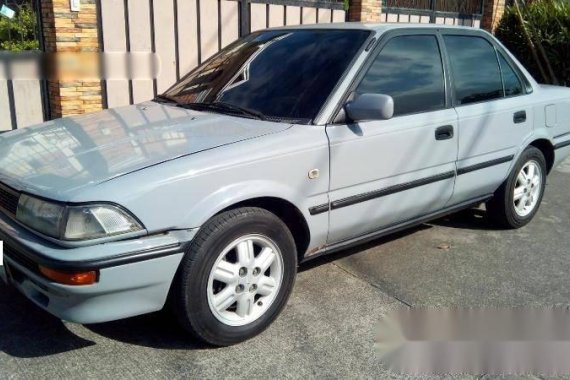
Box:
[95,0,108,110]
[123,0,134,105]
[34,0,45,52]
[174,0,181,81]
[34,0,51,121]
[240,0,250,37]
[5,62,17,130]
[430,0,436,23]
[149,0,158,96]
[196,0,202,63]
[217,0,222,50]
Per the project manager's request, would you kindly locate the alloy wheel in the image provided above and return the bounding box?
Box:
[207,234,284,327]
[513,160,542,217]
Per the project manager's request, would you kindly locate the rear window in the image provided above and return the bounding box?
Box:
[498,53,524,97]
[444,35,503,105]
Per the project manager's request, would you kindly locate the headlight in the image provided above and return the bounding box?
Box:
[16,195,143,241]
[16,195,65,238]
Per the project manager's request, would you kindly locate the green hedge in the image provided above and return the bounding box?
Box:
[0,5,39,51]
[495,0,570,86]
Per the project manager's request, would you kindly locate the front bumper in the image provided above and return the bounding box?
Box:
[0,211,197,324]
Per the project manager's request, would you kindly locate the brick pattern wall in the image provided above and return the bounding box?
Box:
[41,0,103,118]
[481,0,506,32]
[348,0,382,23]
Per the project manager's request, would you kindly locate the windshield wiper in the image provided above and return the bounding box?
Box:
[153,94,179,104]
[177,102,267,121]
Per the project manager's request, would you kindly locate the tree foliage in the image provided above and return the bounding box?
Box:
[495,0,570,86]
[0,4,39,51]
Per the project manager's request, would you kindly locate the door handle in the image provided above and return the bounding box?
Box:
[514,111,527,124]
[435,125,454,141]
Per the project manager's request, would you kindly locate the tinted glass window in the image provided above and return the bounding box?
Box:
[163,30,370,123]
[444,36,503,105]
[498,53,523,97]
[356,35,445,116]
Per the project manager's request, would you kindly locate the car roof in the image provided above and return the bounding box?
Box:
[269,22,485,34]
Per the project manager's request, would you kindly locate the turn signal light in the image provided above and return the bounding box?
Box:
[39,266,98,286]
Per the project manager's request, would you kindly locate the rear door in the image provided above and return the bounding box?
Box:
[326,31,458,244]
[441,32,533,205]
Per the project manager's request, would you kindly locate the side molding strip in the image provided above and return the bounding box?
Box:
[332,171,456,210]
[554,131,570,140]
[555,140,570,150]
[309,154,516,216]
[302,194,494,263]
[309,171,456,215]
[309,204,329,216]
[457,155,514,176]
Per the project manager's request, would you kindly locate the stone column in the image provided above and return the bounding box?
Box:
[481,0,506,33]
[348,0,382,23]
[40,0,103,119]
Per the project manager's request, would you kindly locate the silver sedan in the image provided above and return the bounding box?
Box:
[0,23,569,346]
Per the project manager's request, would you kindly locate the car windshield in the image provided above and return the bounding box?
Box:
[161,29,370,123]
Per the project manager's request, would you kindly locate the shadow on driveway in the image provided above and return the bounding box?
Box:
[85,311,209,350]
[0,281,209,356]
[0,284,95,358]
[299,224,433,273]
[430,207,496,231]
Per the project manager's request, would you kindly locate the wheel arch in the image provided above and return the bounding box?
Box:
[529,139,555,174]
[216,197,311,263]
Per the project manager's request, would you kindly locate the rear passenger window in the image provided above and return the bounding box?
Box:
[444,36,503,105]
[356,35,445,116]
[498,53,523,97]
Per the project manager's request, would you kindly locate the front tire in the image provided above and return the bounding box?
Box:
[487,146,547,229]
[172,207,297,346]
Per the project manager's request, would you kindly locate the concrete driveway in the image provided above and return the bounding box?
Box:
[2,158,570,379]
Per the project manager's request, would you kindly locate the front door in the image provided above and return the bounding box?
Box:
[326,32,458,244]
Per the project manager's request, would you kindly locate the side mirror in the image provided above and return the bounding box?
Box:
[344,93,394,122]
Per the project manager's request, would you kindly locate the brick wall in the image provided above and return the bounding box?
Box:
[348,0,382,23]
[481,0,506,32]
[41,0,103,118]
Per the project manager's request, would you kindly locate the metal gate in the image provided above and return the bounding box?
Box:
[0,0,48,131]
[98,0,346,110]
[380,0,485,27]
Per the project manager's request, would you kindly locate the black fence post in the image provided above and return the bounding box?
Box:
[33,0,51,122]
[429,0,436,23]
[239,0,250,37]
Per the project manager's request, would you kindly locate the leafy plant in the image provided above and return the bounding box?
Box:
[0,4,39,51]
[495,0,570,86]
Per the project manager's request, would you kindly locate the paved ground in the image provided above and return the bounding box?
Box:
[2,158,570,379]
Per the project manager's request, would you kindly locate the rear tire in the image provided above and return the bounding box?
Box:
[487,146,547,229]
[172,207,297,346]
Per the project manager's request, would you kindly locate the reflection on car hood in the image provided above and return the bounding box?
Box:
[0,101,291,199]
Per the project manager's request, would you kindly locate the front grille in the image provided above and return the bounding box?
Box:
[0,182,19,217]
[3,242,39,274]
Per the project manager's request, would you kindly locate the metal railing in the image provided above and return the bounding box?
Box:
[383,0,484,16]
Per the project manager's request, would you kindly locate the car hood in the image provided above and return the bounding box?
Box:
[0,101,291,199]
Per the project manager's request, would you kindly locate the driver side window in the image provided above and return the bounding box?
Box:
[356,34,446,117]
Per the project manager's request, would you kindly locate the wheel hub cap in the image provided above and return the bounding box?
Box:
[207,234,284,326]
[513,160,542,217]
